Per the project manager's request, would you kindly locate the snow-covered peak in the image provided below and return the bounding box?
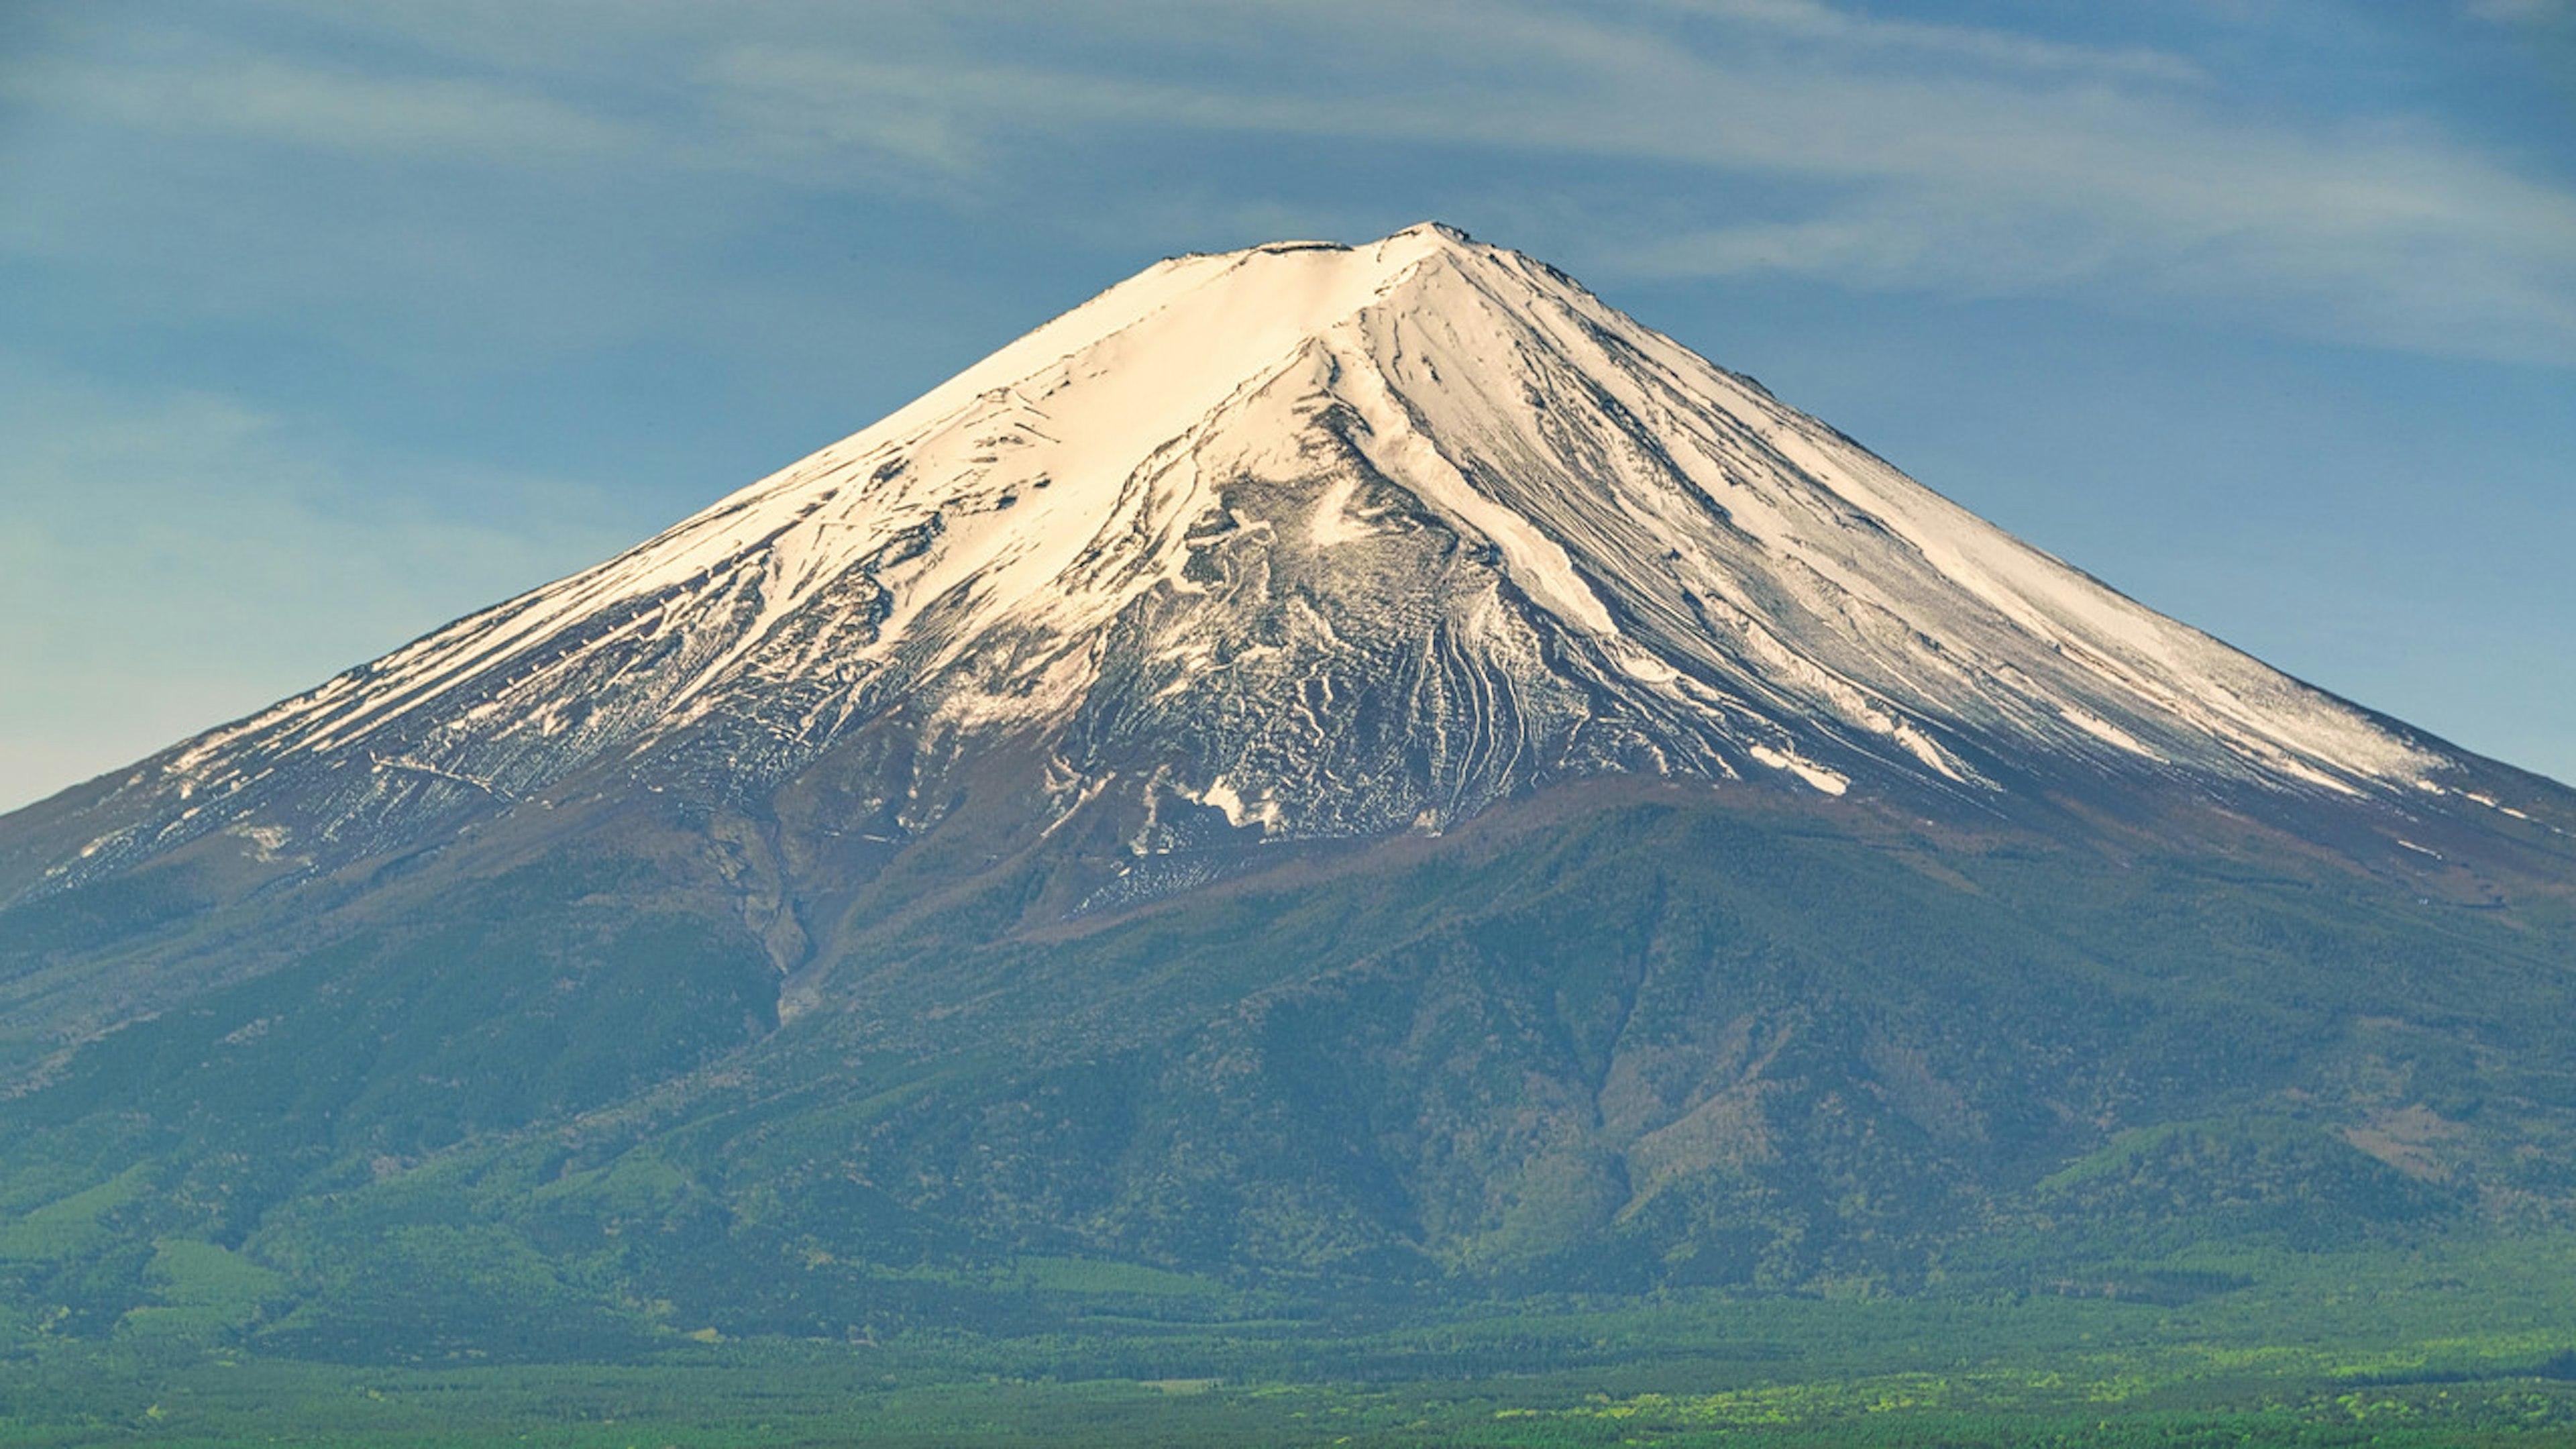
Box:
[40,224,2469,893]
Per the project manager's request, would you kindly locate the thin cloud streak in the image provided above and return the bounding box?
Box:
[1643,0,2209,83]
[2465,0,2572,23]
[2,50,635,162]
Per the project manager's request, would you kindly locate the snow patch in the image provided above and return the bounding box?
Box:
[1748,743,1850,796]
[1193,777,1283,833]
[2057,705,2163,762]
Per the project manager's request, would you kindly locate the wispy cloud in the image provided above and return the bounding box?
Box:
[6,1,2571,367]
[661,1,2576,362]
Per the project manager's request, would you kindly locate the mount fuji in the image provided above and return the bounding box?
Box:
[2,225,2572,1353]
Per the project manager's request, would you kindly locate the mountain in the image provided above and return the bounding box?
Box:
[2,224,2573,1358]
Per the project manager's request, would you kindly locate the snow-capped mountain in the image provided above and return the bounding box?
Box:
[11,225,2576,1340]
[4,223,2541,905]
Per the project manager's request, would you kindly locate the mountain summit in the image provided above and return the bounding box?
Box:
[3,228,2573,1350]
[4,223,2527,916]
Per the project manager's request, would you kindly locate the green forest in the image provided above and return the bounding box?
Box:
[10,1225,2576,1444]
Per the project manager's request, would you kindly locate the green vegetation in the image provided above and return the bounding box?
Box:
[5,791,2576,1440]
[11,1237,2576,1444]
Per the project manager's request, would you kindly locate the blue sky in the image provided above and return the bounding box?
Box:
[3,0,2572,810]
